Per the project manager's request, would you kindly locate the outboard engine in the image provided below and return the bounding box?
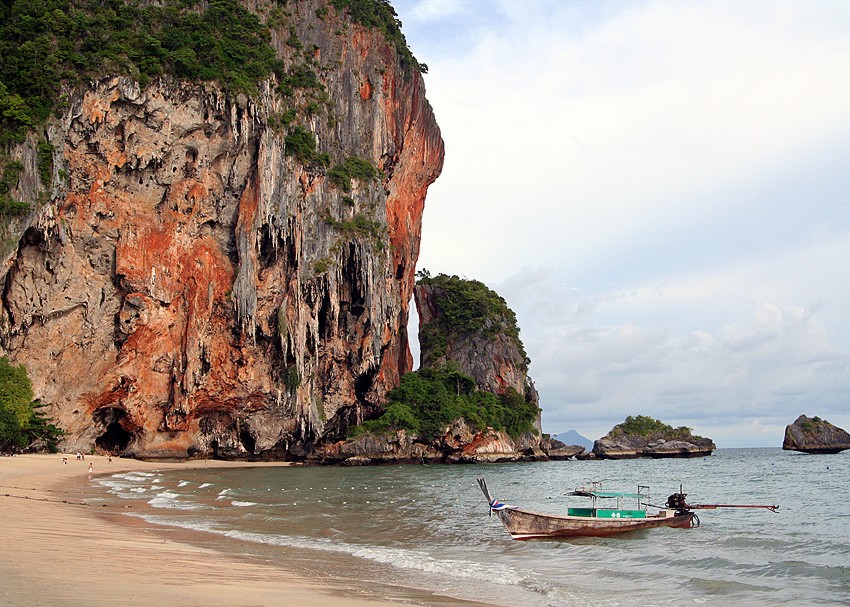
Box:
[666,492,689,513]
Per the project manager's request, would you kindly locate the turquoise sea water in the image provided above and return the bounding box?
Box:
[91,448,849,606]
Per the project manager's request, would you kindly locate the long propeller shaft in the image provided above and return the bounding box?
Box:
[686,503,779,513]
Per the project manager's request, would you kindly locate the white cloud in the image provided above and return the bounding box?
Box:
[407,0,463,21]
[396,0,850,446]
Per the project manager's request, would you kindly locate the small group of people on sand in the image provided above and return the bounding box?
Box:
[62,451,113,473]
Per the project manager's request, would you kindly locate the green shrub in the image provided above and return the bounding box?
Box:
[37,139,53,185]
[353,362,539,441]
[0,404,23,450]
[0,357,63,452]
[352,402,419,436]
[284,125,329,166]
[278,64,324,97]
[0,80,34,146]
[328,156,378,192]
[611,415,696,440]
[24,401,64,452]
[0,356,33,428]
[323,210,384,248]
[0,195,29,216]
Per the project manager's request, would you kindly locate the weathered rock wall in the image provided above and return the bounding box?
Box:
[783,415,850,454]
[0,0,444,459]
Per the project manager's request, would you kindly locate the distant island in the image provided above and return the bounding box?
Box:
[591,415,716,459]
[552,429,593,451]
[783,415,850,454]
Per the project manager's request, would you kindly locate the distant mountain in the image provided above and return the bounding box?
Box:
[553,430,594,451]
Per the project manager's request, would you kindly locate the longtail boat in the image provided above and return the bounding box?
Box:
[477,478,778,540]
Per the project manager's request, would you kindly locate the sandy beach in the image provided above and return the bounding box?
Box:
[0,454,477,607]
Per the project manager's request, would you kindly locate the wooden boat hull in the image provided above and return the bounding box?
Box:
[492,507,694,539]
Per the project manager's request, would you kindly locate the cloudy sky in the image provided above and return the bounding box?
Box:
[391,0,850,447]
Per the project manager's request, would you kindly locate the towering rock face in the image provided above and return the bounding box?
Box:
[0,1,443,459]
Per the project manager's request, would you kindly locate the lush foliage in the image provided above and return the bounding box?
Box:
[0,356,33,427]
[0,356,63,451]
[278,64,324,98]
[417,272,528,368]
[0,0,283,143]
[284,125,330,166]
[0,158,30,216]
[328,156,378,192]
[610,415,696,439]
[37,139,53,185]
[329,0,423,74]
[354,362,539,440]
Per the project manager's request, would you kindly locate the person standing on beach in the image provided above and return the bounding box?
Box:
[88,462,93,474]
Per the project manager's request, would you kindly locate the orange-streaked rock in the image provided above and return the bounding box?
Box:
[0,2,444,460]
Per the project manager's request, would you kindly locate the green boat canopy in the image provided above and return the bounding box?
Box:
[568,490,646,499]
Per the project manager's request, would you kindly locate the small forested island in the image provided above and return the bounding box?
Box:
[591,415,716,459]
[782,415,850,454]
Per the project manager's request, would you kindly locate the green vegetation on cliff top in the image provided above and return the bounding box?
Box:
[329,0,424,74]
[417,271,529,370]
[609,415,700,440]
[353,362,539,441]
[0,0,421,147]
[0,0,280,145]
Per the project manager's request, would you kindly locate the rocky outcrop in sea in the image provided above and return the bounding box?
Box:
[782,415,850,454]
[592,416,716,459]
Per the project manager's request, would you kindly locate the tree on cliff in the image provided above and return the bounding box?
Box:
[0,357,62,452]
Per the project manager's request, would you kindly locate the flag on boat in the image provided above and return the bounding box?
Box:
[489,498,512,511]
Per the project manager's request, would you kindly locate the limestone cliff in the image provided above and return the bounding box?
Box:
[783,415,850,454]
[0,0,443,459]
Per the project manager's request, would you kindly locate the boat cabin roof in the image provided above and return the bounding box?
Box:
[568,490,645,499]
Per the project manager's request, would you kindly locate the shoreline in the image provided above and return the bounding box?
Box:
[0,453,487,607]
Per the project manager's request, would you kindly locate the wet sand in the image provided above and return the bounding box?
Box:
[0,453,483,607]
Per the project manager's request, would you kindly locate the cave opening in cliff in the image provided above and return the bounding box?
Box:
[94,407,133,454]
[258,224,277,269]
[239,426,256,454]
[354,371,375,402]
